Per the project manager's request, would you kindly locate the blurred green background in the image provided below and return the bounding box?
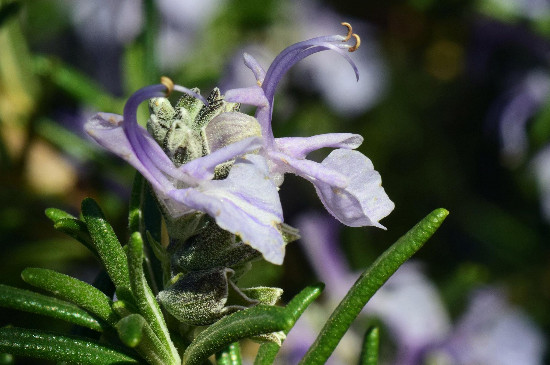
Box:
[0,0,549,363]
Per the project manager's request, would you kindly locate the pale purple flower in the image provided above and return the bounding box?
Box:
[224,26,394,228]
[85,83,287,264]
[436,289,546,365]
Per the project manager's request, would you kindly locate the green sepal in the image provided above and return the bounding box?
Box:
[127,232,180,364]
[81,197,132,291]
[182,305,293,365]
[360,327,379,365]
[0,327,139,364]
[158,268,257,326]
[240,287,283,306]
[254,284,324,365]
[45,208,76,222]
[279,223,300,245]
[299,209,449,365]
[0,284,105,332]
[53,218,97,257]
[21,268,117,325]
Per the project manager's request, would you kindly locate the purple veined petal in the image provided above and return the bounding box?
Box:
[275,133,363,159]
[243,52,266,85]
[178,136,263,180]
[268,150,348,188]
[86,113,170,191]
[313,149,394,228]
[169,154,285,264]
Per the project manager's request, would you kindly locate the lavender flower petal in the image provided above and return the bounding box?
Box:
[268,150,348,188]
[313,149,394,228]
[275,133,363,159]
[169,154,285,264]
[179,136,262,180]
[86,112,173,191]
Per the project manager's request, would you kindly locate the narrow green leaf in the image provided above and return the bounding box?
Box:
[21,268,117,325]
[285,283,325,322]
[127,232,180,364]
[183,305,293,365]
[117,314,177,365]
[0,327,139,364]
[299,209,449,365]
[45,208,76,222]
[81,197,131,291]
[53,218,97,256]
[254,284,324,365]
[216,342,242,365]
[0,284,104,332]
[360,327,379,365]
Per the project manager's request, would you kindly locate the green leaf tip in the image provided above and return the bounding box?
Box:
[81,197,131,290]
[360,326,379,365]
[116,314,146,348]
[45,207,76,223]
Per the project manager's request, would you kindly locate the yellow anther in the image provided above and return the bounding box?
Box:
[349,34,361,52]
[341,22,353,42]
[160,76,174,96]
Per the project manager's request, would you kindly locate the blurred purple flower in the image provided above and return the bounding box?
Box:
[225,27,394,229]
[494,71,550,166]
[85,83,286,264]
[434,289,546,365]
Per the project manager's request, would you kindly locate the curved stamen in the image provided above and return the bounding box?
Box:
[161,76,174,96]
[349,34,361,52]
[341,22,353,42]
